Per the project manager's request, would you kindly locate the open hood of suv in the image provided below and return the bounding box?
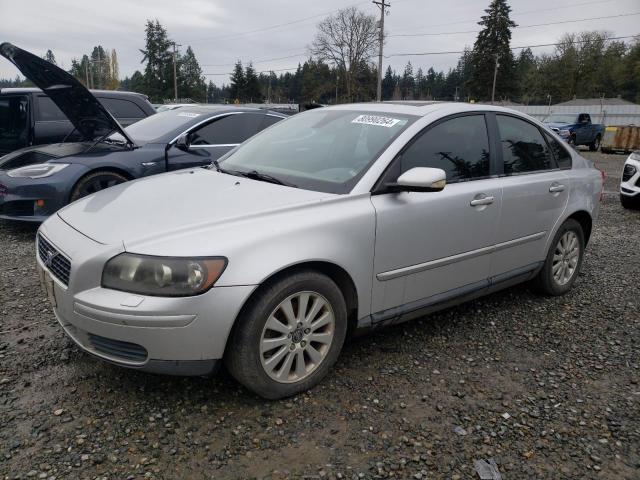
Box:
[0,42,135,146]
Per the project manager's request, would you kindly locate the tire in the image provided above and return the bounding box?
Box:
[588,135,601,151]
[620,194,639,210]
[532,219,585,296]
[70,170,129,202]
[225,270,348,399]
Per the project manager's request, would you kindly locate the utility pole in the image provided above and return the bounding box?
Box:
[85,62,90,88]
[171,42,181,102]
[491,53,499,105]
[373,0,390,102]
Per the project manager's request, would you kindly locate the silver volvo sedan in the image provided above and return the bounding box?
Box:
[36,102,604,399]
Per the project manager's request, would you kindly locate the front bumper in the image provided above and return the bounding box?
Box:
[620,158,640,198]
[38,214,256,375]
[0,171,69,222]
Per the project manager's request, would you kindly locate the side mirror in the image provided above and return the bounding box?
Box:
[174,133,191,151]
[385,167,447,193]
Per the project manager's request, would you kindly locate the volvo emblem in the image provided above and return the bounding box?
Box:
[45,250,57,268]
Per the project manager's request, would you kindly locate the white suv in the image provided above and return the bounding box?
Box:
[620,151,640,209]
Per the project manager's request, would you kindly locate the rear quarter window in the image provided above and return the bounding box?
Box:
[37,96,67,121]
[98,97,146,119]
[544,132,572,169]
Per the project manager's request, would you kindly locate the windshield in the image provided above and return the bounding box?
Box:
[218,109,417,193]
[109,109,202,143]
[546,114,578,124]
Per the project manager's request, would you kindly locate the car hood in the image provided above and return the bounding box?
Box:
[0,143,89,170]
[0,42,134,146]
[57,168,334,246]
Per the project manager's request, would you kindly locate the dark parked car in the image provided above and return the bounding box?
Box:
[0,87,155,155]
[544,113,605,151]
[0,42,286,222]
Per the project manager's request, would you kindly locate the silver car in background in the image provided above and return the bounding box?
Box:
[36,102,604,399]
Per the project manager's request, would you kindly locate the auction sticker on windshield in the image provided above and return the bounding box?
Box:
[352,114,403,128]
[177,112,200,118]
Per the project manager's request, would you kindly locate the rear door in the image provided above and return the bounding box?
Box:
[488,114,569,279]
[0,94,30,154]
[370,113,502,322]
[167,112,267,170]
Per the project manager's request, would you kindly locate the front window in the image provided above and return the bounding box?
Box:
[219,109,418,193]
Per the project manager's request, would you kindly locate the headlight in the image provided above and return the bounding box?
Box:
[7,163,70,178]
[102,254,227,297]
[559,129,571,137]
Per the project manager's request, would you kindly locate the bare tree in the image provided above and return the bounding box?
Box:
[310,7,379,101]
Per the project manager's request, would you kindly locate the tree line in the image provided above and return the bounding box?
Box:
[2,0,638,104]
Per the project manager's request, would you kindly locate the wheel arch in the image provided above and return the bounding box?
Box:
[566,209,593,245]
[230,260,360,340]
[68,167,134,203]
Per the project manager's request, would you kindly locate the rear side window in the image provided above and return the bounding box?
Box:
[190,113,263,145]
[99,97,146,119]
[398,114,490,182]
[496,115,555,174]
[37,96,67,121]
[544,132,572,169]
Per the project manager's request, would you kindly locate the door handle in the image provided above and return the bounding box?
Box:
[549,183,565,193]
[470,195,495,206]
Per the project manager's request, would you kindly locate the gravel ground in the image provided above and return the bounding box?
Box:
[1,151,638,480]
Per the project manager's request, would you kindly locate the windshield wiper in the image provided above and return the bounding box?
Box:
[210,161,296,187]
[238,170,297,187]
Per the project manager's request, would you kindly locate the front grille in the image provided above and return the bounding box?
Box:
[88,333,148,362]
[622,164,636,182]
[37,234,71,286]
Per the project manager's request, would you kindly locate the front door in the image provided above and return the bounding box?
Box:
[370,113,501,322]
[167,112,265,171]
[489,114,570,278]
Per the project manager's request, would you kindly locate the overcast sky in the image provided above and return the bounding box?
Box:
[1,0,638,84]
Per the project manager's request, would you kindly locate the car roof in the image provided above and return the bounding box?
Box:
[327,101,531,118]
[168,104,288,116]
[0,87,148,99]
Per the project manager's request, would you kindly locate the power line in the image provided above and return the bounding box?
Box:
[388,12,640,38]
[201,51,307,68]
[203,66,301,76]
[384,34,638,58]
[201,34,638,78]
[388,0,619,34]
[187,1,371,44]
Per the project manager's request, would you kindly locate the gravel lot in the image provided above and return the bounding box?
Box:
[1,151,638,480]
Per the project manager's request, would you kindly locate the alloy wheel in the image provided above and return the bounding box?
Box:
[259,291,335,383]
[552,231,580,286]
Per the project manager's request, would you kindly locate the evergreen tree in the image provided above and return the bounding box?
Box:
[139,20,173,101]
[229,61,246,102]
[90,46,109,89]
[381,66,395,100]
[244,63,263,102]
[468,0,517,101]
[43,49,56,65]
[179,46,205,101]
[400,62,414,100]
